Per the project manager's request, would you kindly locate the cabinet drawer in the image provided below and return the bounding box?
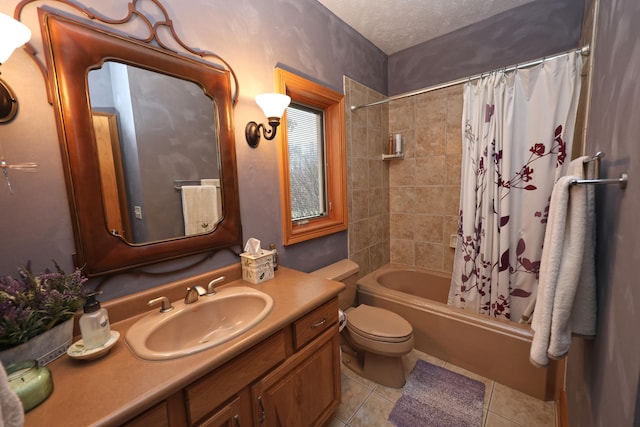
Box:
[122,401,169,427]
[292,298,338,350]
[185,331,286,424]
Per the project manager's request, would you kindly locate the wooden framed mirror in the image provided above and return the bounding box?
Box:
[35,7,242,276]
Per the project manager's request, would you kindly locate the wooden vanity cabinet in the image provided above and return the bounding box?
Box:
[251,299,341,427]
[251,328,340,427]
[122,298,340,427]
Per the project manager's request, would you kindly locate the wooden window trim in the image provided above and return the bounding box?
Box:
[275,68,347,246]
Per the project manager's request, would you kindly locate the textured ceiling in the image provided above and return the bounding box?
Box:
[317,0,536,55]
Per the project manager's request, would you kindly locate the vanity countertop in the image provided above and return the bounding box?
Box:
[24,266,344,427]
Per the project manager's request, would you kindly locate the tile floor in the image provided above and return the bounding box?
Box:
[328,348,557,427]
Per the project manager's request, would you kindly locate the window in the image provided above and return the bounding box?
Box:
[275,68,347,245]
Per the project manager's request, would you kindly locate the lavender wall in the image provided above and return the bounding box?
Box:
[566,0,640,425]
[387,0,584,96]
[0,0,383,299]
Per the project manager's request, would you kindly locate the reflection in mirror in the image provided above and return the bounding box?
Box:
[88,62,223,244]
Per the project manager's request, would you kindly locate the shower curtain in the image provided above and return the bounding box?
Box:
[449,53,583,322]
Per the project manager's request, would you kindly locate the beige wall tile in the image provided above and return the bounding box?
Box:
[443,215,459,242]
[395,129,415,158]
[415,155,446,185]
[389,213,414,240]
[416,124,446,157]
[369,159,383,188]
[351,125,368,158]
[389,98,415,132]
[390,187,416,213]
[350,189,369,223]
[349,219,370,253]
[389,158,415,187]
[371,130,389,158]
[446,123,463,154]
[390,238,415,265]
[369,242,386,273]
[351,157,369,190]
[368,187,385,217]
[444,186,461,215]
[444,246,456,272]
[446,85,464,126]
[369,215,385,245]
[415,241,444,270]
[414,214,443,243]
[347,78,463,276]
[415,91,447,125]
[346,78,391,274]
[415,186,445,214]
[446,153,462,185]
[350,249,370,279]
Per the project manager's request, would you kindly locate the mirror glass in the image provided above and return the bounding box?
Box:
[88,62,223,244]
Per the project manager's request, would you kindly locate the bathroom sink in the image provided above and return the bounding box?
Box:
[125,286,274,360]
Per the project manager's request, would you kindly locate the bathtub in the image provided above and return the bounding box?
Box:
[356,264,563,401]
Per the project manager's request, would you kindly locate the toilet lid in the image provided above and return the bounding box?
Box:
[347,305,413,342]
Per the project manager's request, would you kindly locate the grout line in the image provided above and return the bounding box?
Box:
[346,388,374,426]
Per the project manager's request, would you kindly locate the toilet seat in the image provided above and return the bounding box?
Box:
[346,305,413,343]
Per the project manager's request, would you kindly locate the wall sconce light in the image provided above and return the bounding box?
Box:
[0,12,31,124]
[245,93,291,148]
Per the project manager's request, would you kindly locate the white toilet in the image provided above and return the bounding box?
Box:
[312,260,414,388]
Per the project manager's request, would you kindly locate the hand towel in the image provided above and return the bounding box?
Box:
[548,157,597,357]
[530,174,576,367]
[0,363,24,427]
[530,155,596,367]
[181,185,220,236]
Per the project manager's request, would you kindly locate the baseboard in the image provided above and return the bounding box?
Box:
[558,389,569,427]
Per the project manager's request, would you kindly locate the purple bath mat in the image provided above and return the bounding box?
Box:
[388,360,484,427]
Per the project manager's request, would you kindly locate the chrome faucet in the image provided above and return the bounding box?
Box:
[205,276,225,296]
[147,296,173,313]
[184,286,206,304]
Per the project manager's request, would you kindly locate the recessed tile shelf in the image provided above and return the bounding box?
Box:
[381,153,404,160]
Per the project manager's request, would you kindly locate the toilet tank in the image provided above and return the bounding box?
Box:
[311,259,359,311]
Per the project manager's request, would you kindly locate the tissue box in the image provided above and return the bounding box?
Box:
[240,249,274,284]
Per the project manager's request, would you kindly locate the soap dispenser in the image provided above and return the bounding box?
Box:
[79,292,111,350]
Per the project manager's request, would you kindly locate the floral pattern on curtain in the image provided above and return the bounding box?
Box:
[449,54,583,322]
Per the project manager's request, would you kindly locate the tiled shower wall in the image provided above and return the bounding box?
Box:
[344,77,390,275]
[345,77,463,276]
[388,85,463,273]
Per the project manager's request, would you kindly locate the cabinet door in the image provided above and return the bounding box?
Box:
[252,327,340,427]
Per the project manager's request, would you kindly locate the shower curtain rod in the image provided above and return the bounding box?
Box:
[350,45,590,111]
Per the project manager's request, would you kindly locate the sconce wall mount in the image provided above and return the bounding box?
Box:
[0,12,32,123]
[0,79,18,123]
[245,93,290,148]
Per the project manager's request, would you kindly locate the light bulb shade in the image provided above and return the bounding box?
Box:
[255,93,291,119]
[0,13,31,64]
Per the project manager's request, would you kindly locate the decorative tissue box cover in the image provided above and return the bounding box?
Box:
[240,250,274,284]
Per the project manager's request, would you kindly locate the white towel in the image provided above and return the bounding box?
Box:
[181,185,220,236]
[530,156,596,367]
[0,363,24,427]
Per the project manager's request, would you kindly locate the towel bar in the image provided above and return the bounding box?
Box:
[174,180,202,190]
[570,173,628,189]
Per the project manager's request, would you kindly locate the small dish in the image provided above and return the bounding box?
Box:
[67,331,120,360]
